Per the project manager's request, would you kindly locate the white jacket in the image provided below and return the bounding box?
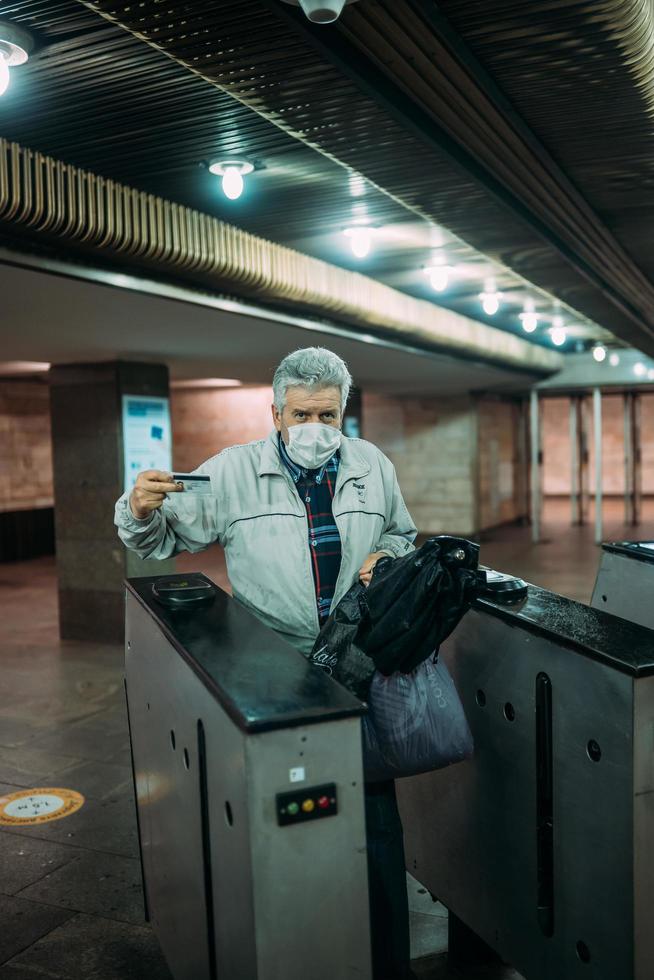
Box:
[115,430,416,655]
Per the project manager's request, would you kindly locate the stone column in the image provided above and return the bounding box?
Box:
[49,361,174,643]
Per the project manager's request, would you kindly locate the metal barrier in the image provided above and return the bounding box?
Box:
[125,574,371,980]
[397,583,654,980]
[591,541,654,629]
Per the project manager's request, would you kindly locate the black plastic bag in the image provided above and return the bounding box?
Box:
[362,535,483,675]
[310,584,375,700]
[310,536,483,700]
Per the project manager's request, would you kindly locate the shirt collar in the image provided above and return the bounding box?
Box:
[277,432,339,484]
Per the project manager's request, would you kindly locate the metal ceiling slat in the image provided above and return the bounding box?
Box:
[348,1,654,303]
[0,0,625,347]
[436,0,654,283]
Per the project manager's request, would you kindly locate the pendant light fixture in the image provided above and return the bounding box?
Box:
[519,299,538,333]
[479,278,502,316]
[0,22,33,97]
[424,252,453,293]
[209,159,255,201]
[343,225,374,259]
[550,315,567,347]
[279,0,359,24]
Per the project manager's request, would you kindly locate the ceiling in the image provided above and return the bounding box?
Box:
[0,0,642,355]
[0,259,540,395]
[79,0,654,354]
[436,0,654,286]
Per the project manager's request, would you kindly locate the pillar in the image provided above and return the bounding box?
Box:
[49,361,174,643]
[593,387,603,545]
[516,398,530,526]
[624,392,642,527]
[530,390,541,543]
[570,397,581,525]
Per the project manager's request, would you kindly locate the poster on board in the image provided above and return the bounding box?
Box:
[122,395,172,494]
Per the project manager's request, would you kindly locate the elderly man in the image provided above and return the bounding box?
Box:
[115,346,417,979]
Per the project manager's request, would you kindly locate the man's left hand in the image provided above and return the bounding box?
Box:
[359,551,388,587]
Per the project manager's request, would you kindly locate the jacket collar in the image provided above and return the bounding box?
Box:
[258,428,371,482]
[258,429,288,477]
[338,433,371,483]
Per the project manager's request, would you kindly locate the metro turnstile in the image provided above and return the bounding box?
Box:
[397,584,654,980]
[592,541,654,629]
[125,575,371,980]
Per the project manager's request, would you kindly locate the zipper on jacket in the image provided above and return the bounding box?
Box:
[278,469,321,635]
[302,507,321,635]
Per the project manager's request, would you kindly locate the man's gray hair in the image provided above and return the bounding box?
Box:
[272,347,353,412]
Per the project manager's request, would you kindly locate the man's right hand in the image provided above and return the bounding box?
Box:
[129,470,182,520]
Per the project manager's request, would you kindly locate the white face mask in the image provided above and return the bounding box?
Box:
[286,422,342,470]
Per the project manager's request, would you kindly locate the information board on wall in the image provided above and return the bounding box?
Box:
[122,395,172,494]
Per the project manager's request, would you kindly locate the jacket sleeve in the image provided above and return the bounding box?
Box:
[375,458,417,559]
[114,461,226,560]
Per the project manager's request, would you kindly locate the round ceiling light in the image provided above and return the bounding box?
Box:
[428,266,450,292]
[343,226,374,259]
[208,159,255,201]
[479,278,502,316]
[0,22,34,97]
[424,253,453,292]
[279,0,359,24]
[519,300,538,333]
[550,324,567,346]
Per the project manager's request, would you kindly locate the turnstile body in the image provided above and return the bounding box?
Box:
[397,585,654,980]
[125,575,371,980]
[592,541,654,628]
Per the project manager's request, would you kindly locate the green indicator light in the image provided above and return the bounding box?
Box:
[287,802,300,816]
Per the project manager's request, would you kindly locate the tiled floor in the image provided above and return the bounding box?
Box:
[0,570,165,980]
[1,498,651,979]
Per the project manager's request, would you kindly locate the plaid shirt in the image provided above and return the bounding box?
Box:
[279,434,342,623]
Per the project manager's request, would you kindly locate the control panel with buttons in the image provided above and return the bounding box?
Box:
[276,783,338,826]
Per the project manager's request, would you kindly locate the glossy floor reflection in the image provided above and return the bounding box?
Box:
[2,498,650,978]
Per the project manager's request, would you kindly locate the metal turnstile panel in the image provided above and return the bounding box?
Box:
[397,608,636,980]
[592,545,654,629]
[125,581,371,980]
[247,725,369,980]
[590,545,654,978]
[634,676,654,980]
[127,596,214,980]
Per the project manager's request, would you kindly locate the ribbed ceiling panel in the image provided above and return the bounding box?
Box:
[0,0,606,346]
[435,0,654,284]
[76,0,654,352]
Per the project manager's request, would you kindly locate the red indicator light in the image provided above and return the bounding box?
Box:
[318,795,330,809]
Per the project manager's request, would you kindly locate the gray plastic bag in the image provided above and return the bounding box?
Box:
[362,655,473,781]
